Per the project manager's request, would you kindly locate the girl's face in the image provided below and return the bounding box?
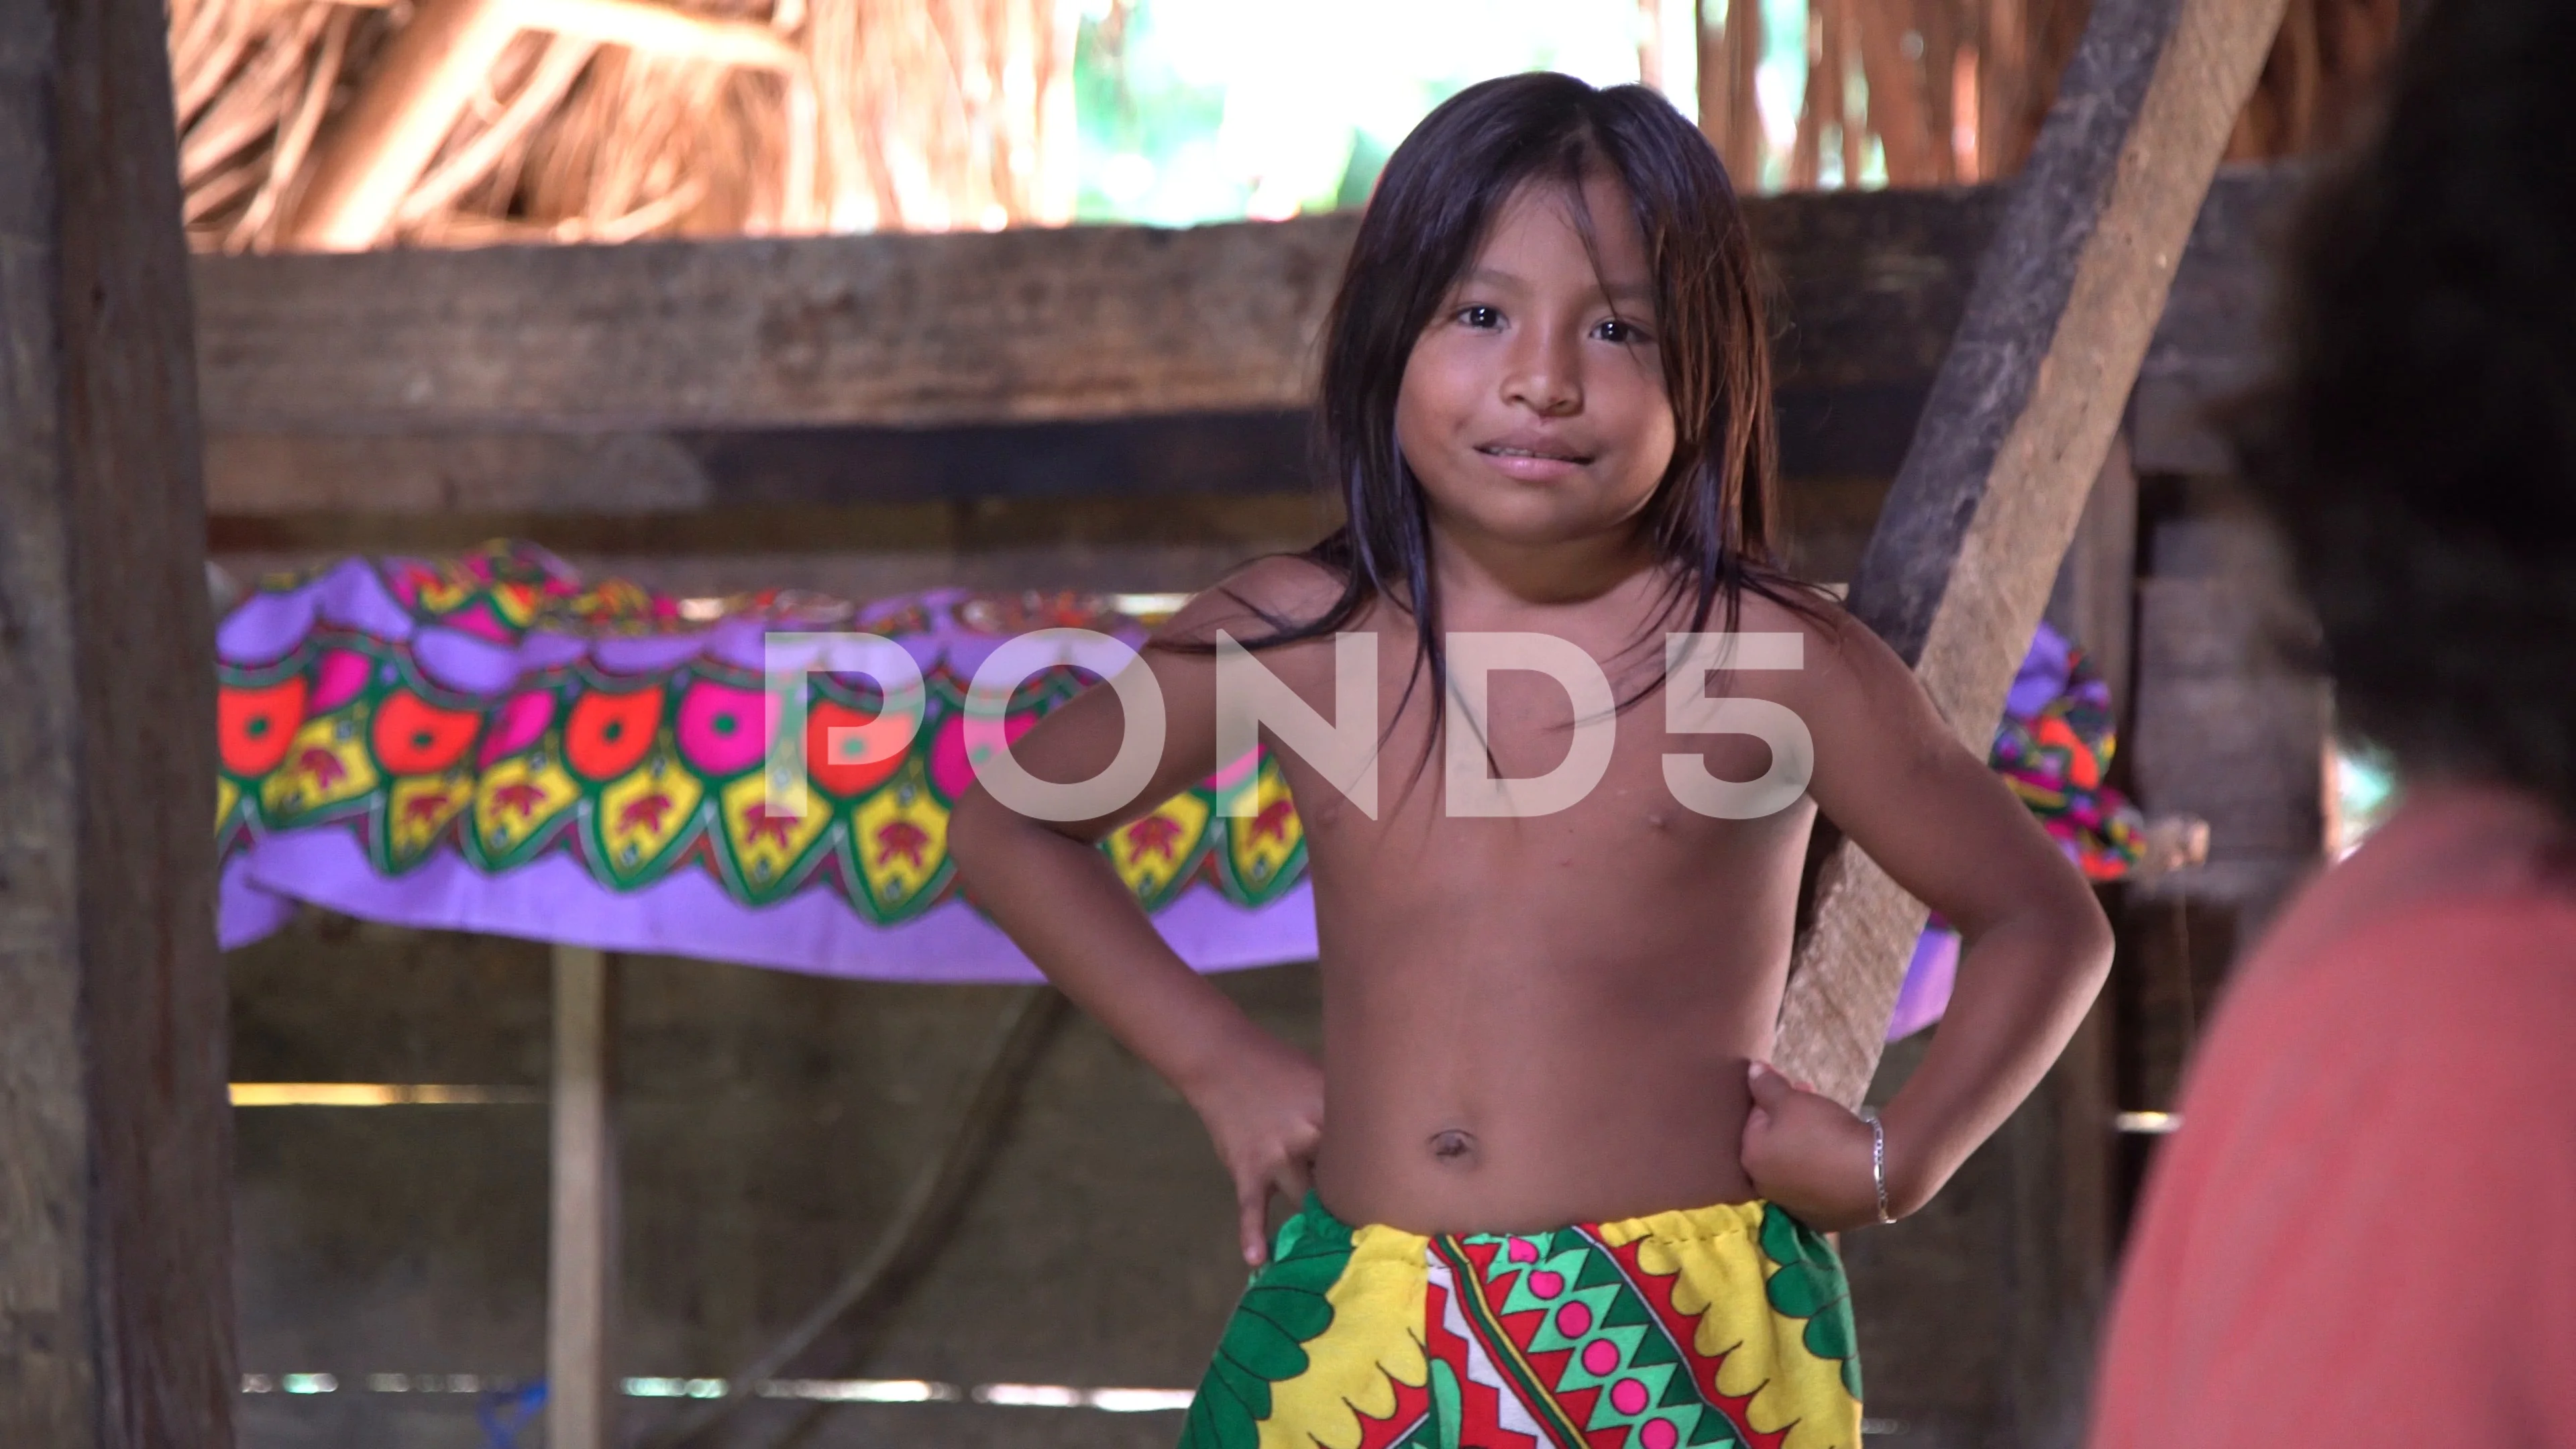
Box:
[1395,169,1677,558]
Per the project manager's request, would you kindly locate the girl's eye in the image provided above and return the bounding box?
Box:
[1456,305,1502,329]
[1595,317,1652,344]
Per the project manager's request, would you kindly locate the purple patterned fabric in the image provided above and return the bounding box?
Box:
[215,547,1318,979]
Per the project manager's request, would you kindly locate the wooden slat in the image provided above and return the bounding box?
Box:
[1771,0,2292,1108]
[0,0,239,1440]
[206,429,718,515]
[201,410,1326,515]
[201,215,1363,431]
[2131,570,2330,885]
[191,173,2290,439]
[548,945,619,1449]
[199,392,1937,518]
[2047,433,2141,716]
[2129,158,2300,473]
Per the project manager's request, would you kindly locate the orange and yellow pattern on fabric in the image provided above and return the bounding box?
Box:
[1183,1197,1862,1449]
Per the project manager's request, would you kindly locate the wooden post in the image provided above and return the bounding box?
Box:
[0,0,238,1442]
[549,945,619,1449]
[1771,0,2290,1108]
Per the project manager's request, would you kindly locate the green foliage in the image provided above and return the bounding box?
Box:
[1073,0,1662,227]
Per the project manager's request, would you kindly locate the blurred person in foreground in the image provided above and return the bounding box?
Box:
[2088,1,2576,1442]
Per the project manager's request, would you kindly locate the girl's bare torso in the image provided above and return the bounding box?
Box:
[1241,586,1819,1235]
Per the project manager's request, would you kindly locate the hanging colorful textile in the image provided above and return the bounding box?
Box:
[215,543,1310,981]
[216,544,2146,1008]
[1884,621,2149,1040]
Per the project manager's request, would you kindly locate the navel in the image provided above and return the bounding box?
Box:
[1427,1128,1479,1165]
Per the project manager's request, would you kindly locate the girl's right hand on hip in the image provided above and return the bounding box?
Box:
[1185,1034,1326,1265]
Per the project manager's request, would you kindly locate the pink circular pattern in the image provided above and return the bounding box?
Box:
[1609,1378,1649,1416]
[1581,1339,1620,1377]
[1527,1269,1564,1299]
[1640,1417,1678,1449]
[1554,1301,1592,1339]
[676,680,769,775]
[480,690,555,765]
[311,649,374,712]
[1506,1237,1538,1265]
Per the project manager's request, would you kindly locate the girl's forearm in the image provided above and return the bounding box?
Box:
[1874,897,2112,1214]
[951,798,1286,1097]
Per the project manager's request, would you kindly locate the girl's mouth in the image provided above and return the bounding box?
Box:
[1473,443,1594,483]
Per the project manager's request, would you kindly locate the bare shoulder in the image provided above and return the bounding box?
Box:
[1727,585,1944,745]
[1727,584,1894,683]
[1150,553,1350,650]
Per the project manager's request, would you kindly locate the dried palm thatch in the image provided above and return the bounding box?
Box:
[176,0,2396,252]
[171,0,1075,252]
[1697,0,2405,191]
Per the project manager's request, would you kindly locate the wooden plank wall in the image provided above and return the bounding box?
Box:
[190,170,2292,521]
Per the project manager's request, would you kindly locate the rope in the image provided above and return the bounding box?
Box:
[633,984,1067,1449]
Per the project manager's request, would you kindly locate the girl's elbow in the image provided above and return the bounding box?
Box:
[2059,887,2115,986]
[1982,877,2112,987]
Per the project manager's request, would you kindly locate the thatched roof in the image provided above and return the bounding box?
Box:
[1699,0,2402,191]
[172,0,2396,256]
[172,0,1072,252]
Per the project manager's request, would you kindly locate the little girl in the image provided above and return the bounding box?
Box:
[951,72,2108,1449]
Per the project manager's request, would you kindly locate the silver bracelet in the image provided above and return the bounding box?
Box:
[1858,1108,1894,1224]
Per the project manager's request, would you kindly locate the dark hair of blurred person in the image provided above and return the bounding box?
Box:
[2236,0,2576,814]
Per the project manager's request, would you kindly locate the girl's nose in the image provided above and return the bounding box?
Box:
[1501,326,1582,415]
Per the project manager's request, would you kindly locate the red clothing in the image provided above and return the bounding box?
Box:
[2091,787,2576,1447]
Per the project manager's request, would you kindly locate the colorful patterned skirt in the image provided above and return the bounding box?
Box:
[1180,1194,1863,1449]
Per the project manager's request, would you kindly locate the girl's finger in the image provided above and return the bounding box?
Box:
[1238,1183,1271,1267]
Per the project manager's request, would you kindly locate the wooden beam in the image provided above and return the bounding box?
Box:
[192,172,2289,438]
[209,211,1365,429]
[194,393,1920,518]
[0,0,239,1440]
[1770,0,2292,1108]
[205,428,718,514]
[548,945,620,1449]
[278,0,520,251]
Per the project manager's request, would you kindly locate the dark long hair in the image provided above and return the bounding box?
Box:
[1226,72,1816,734]
[2230,0,2576,816]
